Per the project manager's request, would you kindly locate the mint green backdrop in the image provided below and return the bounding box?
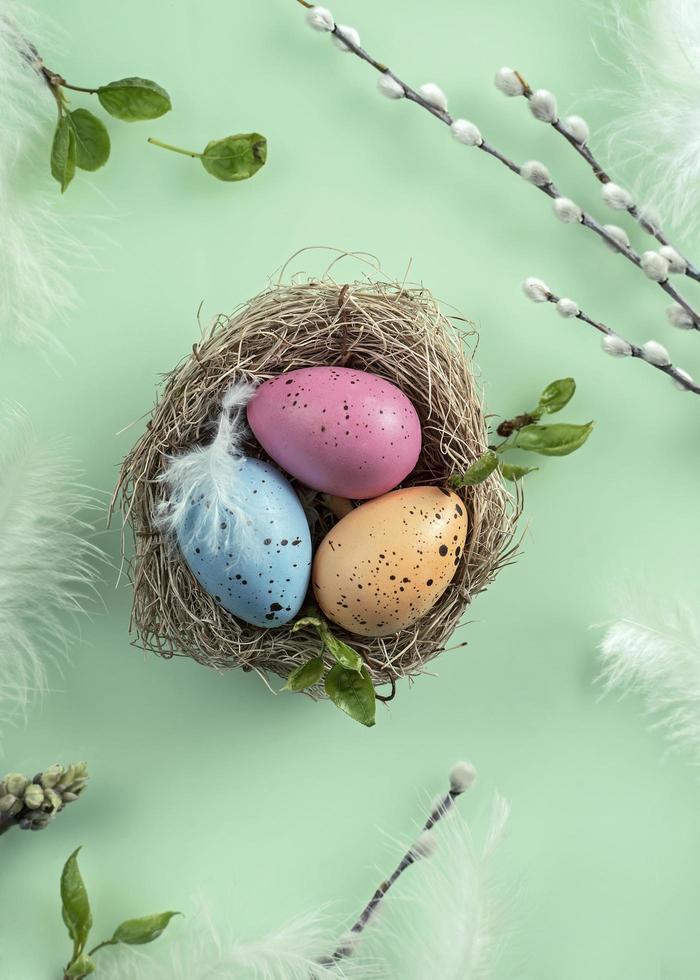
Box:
[3,1,699,977]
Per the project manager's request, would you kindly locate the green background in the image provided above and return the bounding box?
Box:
[3,1,700,976]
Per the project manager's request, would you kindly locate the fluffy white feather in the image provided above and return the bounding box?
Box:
[361,796,509,980]
[0,1,79,347]
[604,0,700,236]
[92,908,373,980]
[155,381,258,553]
[0,404,103,745]
[600,594,700,764]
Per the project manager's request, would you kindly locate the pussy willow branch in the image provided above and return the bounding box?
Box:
[514,71,700,283]
[540,289,700,395]
[296,2,700,329]
[319,764,475,967]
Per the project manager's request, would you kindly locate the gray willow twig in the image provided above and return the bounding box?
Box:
[297,2,700,329]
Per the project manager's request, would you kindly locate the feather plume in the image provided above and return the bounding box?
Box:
[92,907,374,980]
[599,592,700,764]
[0,1,80,348]
[155,380,258,553]
[360,795,510,980]
[603,0,700,236]
[0,404,104,745]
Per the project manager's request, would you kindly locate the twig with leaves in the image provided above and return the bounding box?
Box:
[60,848,179,980]
[523,278,700,395]
[286,608,377,727]
[0,762,87,836]
[20,35,266,190]
[451,376,593,488]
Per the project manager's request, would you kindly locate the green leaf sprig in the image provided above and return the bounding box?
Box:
[451,378,593,488]
[32,47,267,190]
[40,63,171,192]
[286,610,377,727]
[60,848,179,979]
[147,133,268,182]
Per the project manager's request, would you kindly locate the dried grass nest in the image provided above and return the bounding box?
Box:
[112,272,520,697]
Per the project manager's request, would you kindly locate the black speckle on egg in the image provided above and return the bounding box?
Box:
[439,544,448,557]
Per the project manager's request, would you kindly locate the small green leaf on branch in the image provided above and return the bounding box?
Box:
[98,77,171,121]
[111,911,181,946]
[51,117,76,192]
[283,657,325,692]
[68,109,110,171]
[512,421,594,456]
[500,462,538,482]
[450,450,499,487]
[325,664,376,727]
[61,848,92,951]
[535,377,576,416]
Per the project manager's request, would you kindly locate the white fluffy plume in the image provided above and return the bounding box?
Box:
[599,593,700,764]
[361,795,510,980]
[0,1,80,347]
[90,908,372,980]
[0,404,103,745]
[155,380,258,553]
[603,0,700,236]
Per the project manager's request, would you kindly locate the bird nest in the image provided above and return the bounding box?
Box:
[111,271,520,697]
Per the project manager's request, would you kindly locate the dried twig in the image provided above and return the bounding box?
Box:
[523,277,700,395]
[297,3,700,329]
[505,69,700,284]
[321,761,477,966]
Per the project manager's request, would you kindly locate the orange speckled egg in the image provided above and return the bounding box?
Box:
[312,486,468,637]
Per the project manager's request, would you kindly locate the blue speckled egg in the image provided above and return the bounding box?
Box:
[177,458,312,628]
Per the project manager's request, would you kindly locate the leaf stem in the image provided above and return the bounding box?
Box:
[87,939,116,957]
[147,137,201,158]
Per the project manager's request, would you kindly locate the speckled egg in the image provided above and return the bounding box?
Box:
[247,366,422,499]
[312,486,468,637]
[177,458,312,628]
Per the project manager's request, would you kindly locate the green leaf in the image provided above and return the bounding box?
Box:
[512,422,594,457]
[51,116,76,193]
[65,953,95,977]
[450,451,499,487]
[98,77,172,121]
[68,109,110,171]
[200,133,267,182]
[500,462,538,482]
[321,628,363,673]
[283,657,325,692]
[325,664,376,727]
[112,911,180,946]
[61,848,92,951]
[535,377,576,416]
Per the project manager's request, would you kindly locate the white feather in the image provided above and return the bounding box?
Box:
[92,907,374,980]
[0,1,80,348]
[600,594,700,764]
[155,381,259,554]
[361,796,509,980]
[0,404,104,745]
[603,0,700,237]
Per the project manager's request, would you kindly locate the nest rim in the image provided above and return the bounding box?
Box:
[111,269,520,695]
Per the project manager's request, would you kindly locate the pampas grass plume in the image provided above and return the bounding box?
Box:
[0,404,104,746]
[600,592,700,765]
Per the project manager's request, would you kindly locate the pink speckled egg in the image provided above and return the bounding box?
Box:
[247,366,422,499]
